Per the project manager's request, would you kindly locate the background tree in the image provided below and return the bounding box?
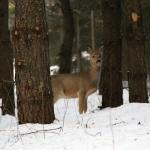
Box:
[100,0,123,108]
[124,0,148,103]
[72,0,103,72]
[43,0,103,72]
[59,0,74,73]
[12,0,55,123]
[0,0,14,115]
[72,0,102,51]
[142,0,150,93]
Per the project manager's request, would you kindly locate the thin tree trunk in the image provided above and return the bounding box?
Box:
[91,10,95,50]
[76,14,81,72]
[101,0,123,108]
[124,0,148,103]
[0,0,14,115]
[12,0,55,123]
[59,0,74,73]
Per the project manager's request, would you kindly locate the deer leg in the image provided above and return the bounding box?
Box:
[84,88,97,112]
[83,96,88,113]
[78,89,86,114]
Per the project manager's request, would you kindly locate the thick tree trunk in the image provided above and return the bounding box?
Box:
[124,0,148,103]
[101,0,123,108]
[12,0,55,123]
[59,0,74,73]
[0,0,14,115]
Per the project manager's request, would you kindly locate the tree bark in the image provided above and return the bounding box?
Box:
[0,0,14,115]
[12,0,55,123]
[124,0,148,103]
[100,0,123,108]
[59,0,74,73]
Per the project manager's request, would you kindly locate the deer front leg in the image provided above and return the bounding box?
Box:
[84,88,97,112]
[78,89,86,114]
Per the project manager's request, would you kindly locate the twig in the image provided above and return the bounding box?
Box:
[62,100,69,131]
[14,127,62,137]
[84,115,101,137]
[84,129,101,137]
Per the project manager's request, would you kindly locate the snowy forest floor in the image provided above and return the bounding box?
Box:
[0,89,150,150]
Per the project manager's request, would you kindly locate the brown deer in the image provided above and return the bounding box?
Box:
[51,48,102,114]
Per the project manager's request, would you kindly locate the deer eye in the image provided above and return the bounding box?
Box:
[92,55,95,58]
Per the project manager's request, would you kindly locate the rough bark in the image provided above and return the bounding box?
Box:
[12,0,55,123]
[124,0,148,103]
[100,0,123,108]
[0,0,14,115]
[59,0,74,73]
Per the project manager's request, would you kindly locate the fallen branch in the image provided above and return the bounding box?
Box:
[15,126,62,136]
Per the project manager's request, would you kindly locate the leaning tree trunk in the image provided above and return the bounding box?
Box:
[12,0,55,123]
[0,0,14,115]
[59,0,74,73]
[100,0,123,108]
[124,0,148,103]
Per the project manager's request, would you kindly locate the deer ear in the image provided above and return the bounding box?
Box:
[87,46,92,53]
[98,48,101,54]
[99,47,103,57]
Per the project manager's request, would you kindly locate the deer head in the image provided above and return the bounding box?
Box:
[88,47,102,69]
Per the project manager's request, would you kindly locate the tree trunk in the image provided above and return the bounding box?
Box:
[124,0,148,103]
[91,10,95,50]
[76,13,81,72]
[12,0,55,123]
[59,0,74,73]
[0,0,14,115]
[100,0,123,108]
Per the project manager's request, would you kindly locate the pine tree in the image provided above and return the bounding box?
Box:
[101,0,123,108]
[0,0,14,115]
[124,0,148,103]
[59,0,74,73]
[12,0,55,123]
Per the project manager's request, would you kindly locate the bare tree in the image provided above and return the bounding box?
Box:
[59,0,74,73]
[124,0,148,103]
[0,0,14,115]
[12,0,55,123]
[100,0,123,108]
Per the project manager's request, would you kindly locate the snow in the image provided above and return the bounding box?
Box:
[0,89,150,150]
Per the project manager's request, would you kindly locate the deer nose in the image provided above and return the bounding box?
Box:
[96,60,101,63]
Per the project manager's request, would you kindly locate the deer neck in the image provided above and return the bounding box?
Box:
[89,66,100,84]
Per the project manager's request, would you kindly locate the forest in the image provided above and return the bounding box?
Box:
[0,0,150,150]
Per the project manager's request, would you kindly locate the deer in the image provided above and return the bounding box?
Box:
[51,48,102,114]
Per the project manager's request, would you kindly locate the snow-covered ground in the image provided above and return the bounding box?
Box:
[0,90,150,150]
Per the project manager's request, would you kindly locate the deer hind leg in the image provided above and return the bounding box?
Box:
[78,89,86,114]
[83,96,88,113]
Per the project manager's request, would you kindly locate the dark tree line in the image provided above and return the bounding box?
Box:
[0,0,14,115]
